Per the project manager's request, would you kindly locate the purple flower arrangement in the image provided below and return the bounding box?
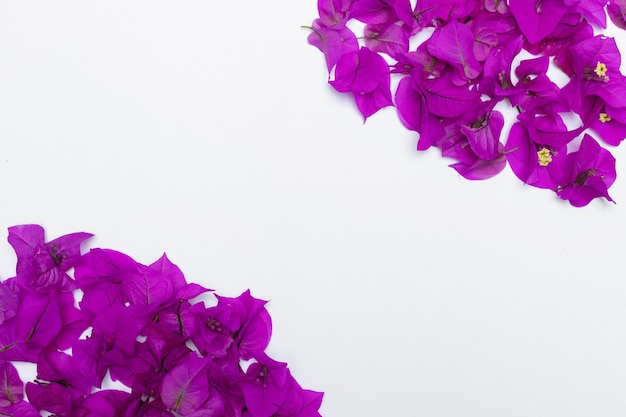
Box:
[0,225,323,417]
[305,0,626,206]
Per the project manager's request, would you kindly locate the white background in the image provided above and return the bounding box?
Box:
[1,1,626,416]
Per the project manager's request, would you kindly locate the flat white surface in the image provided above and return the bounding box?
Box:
[1,2,626,416]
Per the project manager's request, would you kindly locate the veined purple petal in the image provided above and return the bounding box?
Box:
[240,354,290,417]
[92,302,137,355]
[556,135,617,206]
[462,110,504,160]
[450,156,507,180]
[427,21,482,82]
[8,225,91,292]
[160,353,210,415]
[307,20,358,73]
[364,23,409,58]
[422,75,480,118]
[394,74,423,111]
[0,361,23,407]
[504,121,563,189]
[472,26,498,62]
[353,82,393,120]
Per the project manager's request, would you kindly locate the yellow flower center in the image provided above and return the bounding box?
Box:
[594,61,607,77]
[599,112,611,123]
[537,148,552,167]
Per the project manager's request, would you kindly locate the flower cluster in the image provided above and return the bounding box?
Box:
[0,225,323,417]
[305,0,626,206]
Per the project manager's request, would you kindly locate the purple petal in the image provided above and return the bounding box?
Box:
[423,75,480,118]
[240,355,289,417]
[462,110,504,160]
[364,23,409,58]
[450,151,507,180]
[0,281,18,325]
[0,361,23,407]
[510,0,565,44]
[316,0,352,28]
[160,353,210,415]
[92,302,138,355]
[427,21,482,82]
[25,381,82,416]
[0,401,40,417]
[307,21,358,73]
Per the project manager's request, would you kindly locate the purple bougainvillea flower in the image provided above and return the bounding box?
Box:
[461,107,505,161]
[563,35,626,113]
[523,13,595,76]
[480,36,523,100]
[191,290,272,361]
[394,74,446,150]
[25,379,83,416]
[391,42,446,77]
[440,130,508,180]
[8,224,92,292]
[240,354,290,417]
[363,22,409,59]
[130,323,193,395]
[272,372,324,417]
[505,113,571,189]
[307,19,358,73]
[426,20,482,84]
[122,253,211,325]
[510,56,565,114]
[330,46,393,120]
[449,151,508,181]
[586,98,626,145]
[555,134,617,206]
[0,290,62,362]
[219,290,272,361]
[422,72,480,119]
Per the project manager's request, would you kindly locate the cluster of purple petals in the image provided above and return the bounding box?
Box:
[0,225,323,417]
[306,0,626,206]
